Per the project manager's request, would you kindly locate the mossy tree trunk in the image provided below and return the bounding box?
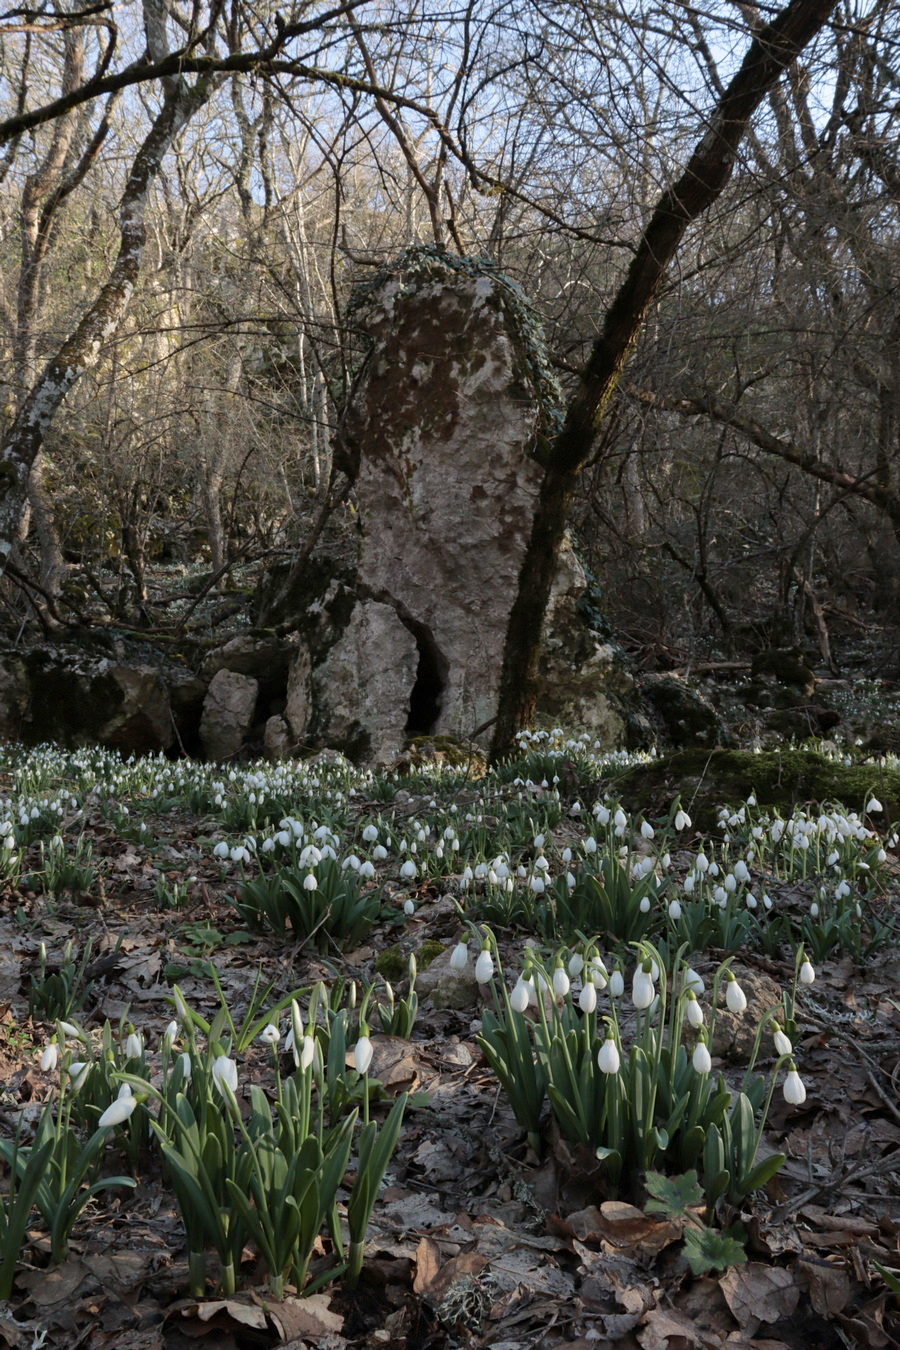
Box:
[489,0,840,763]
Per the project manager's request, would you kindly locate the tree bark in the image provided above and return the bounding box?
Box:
[489,0,840,761]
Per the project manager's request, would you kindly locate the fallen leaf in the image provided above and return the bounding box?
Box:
[265,1292,344,1340]
[796,1257,853,1316]
[720,1264,799,1335]
[639,1306,722,1348]
[413,1236,443,1296]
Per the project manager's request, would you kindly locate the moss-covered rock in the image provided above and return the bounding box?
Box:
[374,945,407,981]
[611,747,897,832]
[398,735,487,774]
[639,674,724,748]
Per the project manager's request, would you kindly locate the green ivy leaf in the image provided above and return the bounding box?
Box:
[683,1224,748,1275]
[644,1169,704,1219]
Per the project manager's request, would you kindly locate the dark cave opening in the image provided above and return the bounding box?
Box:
[404,623,449,735]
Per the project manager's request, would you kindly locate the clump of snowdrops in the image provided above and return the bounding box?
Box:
[471,928,805,1209]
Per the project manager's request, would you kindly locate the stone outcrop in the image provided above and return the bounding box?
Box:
[199,669,258,761]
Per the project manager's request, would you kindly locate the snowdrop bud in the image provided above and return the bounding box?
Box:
[99,1094,138,1129]
[799,959,816,985]
[772,1025,792,1057]
[475,949,494,984]
[632,967,655,1010]
[59,1021,85,1041]
[583,836,597,854]
[733,860,750,883]
[614,809,627,829]
[163,1020,179,1047]
[683,873,695,894]
[403,898,415,916]
[579,982,597,1013]
[552,963,570,998]
[641,820,654,840]
[809,902,819,919]
[354,1035,373,1074]
[259,1023,280,1046]
[125,1032,143,1059]
[510,979,531,1013]
[301,1036,316,1071]
[783,1064,806,1105]
[598,1034,620,1075]
[684,968,705,994]
[450,941,469,970]
[568,951,584,978]
[40,1042,58,1072]
[692,1040,712,1075]
[696,853,709,873]
[609,969,624,998]
[667,899,682,921]
[763,893,773,910]
[724,874,737,893]
[212,1055,238,1097]
[685,994,704,1028]
[725,977,747,1014]
[746,893,758,910]
[639,896,651,913]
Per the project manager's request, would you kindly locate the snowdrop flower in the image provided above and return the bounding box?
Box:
[684,993,704,1028]
[866,797,882,814]
[300,1035,316,1071]
[99,1089,137,1129]
[510,978,531,1013]
[568,950,585,978]
[362,824,379,842]
[59,1021,85,1041]
[68,1061,90,1092]
[683,873,695,894]
[692,1039,712,1075]
[259,1023,280,1046]
[799,959,816,985]
[125,1032,143,1060]
[696,852,709,873]
[579,981,597,1013]
[530,874,546,894]
[589,957,608,990]
[475,948,494,984]
[450,941,469,970]
[212,1055,238,1097]
[403,898,416,916]
[641,820,655,840]
[598,1032,620,1075]
[675,809,691,831]
[632,965,655,1010]
[213,841,229,859]
[359,860,375,879]
[163,1020,179,1047]
[667,899,682,921]
[783,1064,806,1105]
[809,901,819,919]
[725,977,747,1014]
[683,967,705,995]
[583,836,597,854]
[724,873,737,893]
[614,809,627,829]
[639,896,651,913]
[373,845,388,861]
[354,1033,373,1075]
[40,1042,58,1072]
[772,1025,792,1057]
[609,969,624,998]
[552,962,570,998]
[302,872,318,892]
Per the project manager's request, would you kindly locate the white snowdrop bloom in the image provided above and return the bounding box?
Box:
[260,1023,280,1046]
[632,967,655,1010]
[301,1036,316,1071]
[696,853,709,873]
[598,1036,620,1075]
[552,965,570,998]
[724,873,737,893]
[229,846,249,863]
[583,836,597,854]
[692,1041,712,1075]
[799,959,816,985]
[685,995,704,1028]
[877,848,887,863]
[683,967,705,995]
[163,1020,179,1047]
[373,845,388,861]
[261,838,275,854]
[68,1061,90,1091]
[783,1067,806,1105]
[403,899,415,916]
[303,872,318,891]
[708,861,719,877]
[99,1093,137,1129]
[125,1032,143,1059]
[714,887,727,907]
[641,821,655,840]
[362,825,379,842]
[589,958,608,990]
[675,809,691,831]
[614,809,627,829]
[213,841,229,859]
[810,902,819,919]
[661,853,671,869]
[683,873,696,894]
[595,805,610,825]
[534,855,549,872]
[609,969,624,998]
[725,978,747,1014]
[212,1056,238,1097]
[568,951,585,978]
[359,860,375,880]
[640,855,655,877]
[530,875,546,894]
[343,854,361,871]
[763,893,773,910]
[475,950,494,984]
[668,899,682,921]
[59,1021,85,1041]
[299,844,322,866]
[40,1042,58,1072]
[579,982,597,1013]
[639,896,651,914]
[773,1026,792,1057]
[827,850,840,867]
[867,797,882,814]
[354,1037,373,1074]
[746,893,758,909]
[570,802,582,816]
[400,859,417,880]
[533,833,545,849]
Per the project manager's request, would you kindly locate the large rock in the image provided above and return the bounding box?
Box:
[200,632,296,696]
[200,669,258,762]
[20,646,174,755]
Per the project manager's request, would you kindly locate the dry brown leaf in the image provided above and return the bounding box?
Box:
[192,1298,268,1329]
[428,1251,489,1304]
[638,1306,723,1349]
[413,1235,443,1296]
[719,1264,799,1335]
[16,1258,89,1305]
[264,1292,344,1340]
[796,1258,854,1316]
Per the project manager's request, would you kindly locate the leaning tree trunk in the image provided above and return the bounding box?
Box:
[489,0,840,761]
[0,76,214,564]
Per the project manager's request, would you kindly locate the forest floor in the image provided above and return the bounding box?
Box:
[0,738,899,1350]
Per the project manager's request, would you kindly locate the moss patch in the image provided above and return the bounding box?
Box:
[417,940,444,969]
[610,748,898,833]
[374,945,407,981]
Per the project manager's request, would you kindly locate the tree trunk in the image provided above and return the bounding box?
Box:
[489,0,840,761]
